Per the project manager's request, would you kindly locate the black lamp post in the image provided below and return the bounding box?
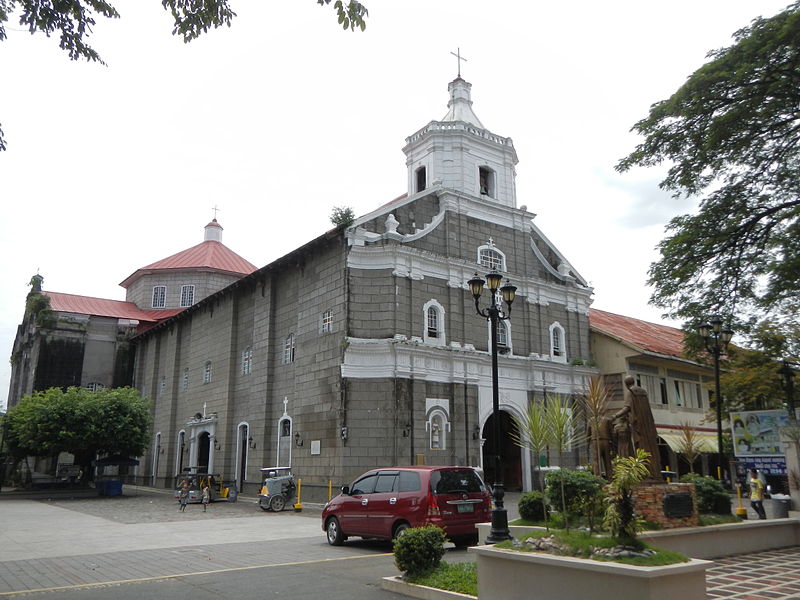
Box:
[697,316,733,485]
[778,361,797,423]
[468,271,516,543]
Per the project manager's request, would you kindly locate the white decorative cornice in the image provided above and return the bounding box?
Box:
[341,337,596,395]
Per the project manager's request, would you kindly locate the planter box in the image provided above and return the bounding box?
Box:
[477,518,800,559]
[640,517,800,559]
[382,576,475,600]
[469,545,710,600]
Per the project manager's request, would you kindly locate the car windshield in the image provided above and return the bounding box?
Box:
[430,469,485,494]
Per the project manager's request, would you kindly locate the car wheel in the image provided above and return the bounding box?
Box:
[259,504,271,512]
[392,522,410,540]
[326,517,345,546]
[270,495,286,512]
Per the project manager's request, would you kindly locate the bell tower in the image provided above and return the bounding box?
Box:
[402,76,518,207]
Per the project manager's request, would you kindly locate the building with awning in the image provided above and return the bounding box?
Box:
[590,308,724,478]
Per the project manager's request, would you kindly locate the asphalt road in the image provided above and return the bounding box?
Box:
[0,489,472,599]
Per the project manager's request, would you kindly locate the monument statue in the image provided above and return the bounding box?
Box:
[588,416,614,477]
[611,376,662,479]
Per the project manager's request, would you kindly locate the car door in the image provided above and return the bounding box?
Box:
[364,471,399,537]
[337,474,377,537]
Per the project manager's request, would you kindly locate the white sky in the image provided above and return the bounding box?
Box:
[0,0,790,409]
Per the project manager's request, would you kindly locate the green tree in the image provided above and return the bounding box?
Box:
[617,3,800,327]
[3,387,151,480]
[0,0,369,151]
[329,206,355,228]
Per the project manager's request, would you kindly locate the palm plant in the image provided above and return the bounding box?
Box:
[545,394,586,530]
[675,421,702,474]
[603,449,651,543]
[511,400,551,528]
[581,377,610,477]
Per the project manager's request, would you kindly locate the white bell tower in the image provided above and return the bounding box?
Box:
[402,77,518,207]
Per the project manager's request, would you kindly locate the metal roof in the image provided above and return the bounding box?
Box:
[589,308,687,359]
[119,240,257,288]
[43,291,183,322]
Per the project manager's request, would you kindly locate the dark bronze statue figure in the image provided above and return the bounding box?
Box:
[611,376,662,480]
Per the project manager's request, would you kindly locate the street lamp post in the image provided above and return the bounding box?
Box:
[697,316,733,485]
[468,271,516,544]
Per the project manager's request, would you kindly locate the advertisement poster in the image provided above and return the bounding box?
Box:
[730,409,789,457]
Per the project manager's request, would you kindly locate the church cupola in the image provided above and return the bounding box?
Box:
[204,218,223,242]
[403,76,518,207]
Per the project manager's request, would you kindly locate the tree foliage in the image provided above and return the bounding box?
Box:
[329,205,355,228]
[617,2,800,327]
[3,387,151,478]
[0,0,369,151]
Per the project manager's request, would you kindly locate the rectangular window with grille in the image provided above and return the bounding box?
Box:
[152,286,166,308]
[180,285,195,307]
[241,348,252,375]
[321,310,333,333]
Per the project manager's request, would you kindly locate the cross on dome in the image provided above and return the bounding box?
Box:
[450,47,467,78]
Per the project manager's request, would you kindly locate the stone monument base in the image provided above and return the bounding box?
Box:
[633,482,699,529]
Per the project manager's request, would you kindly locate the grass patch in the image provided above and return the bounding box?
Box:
[496,529,689,566]
[406,561,477,596]
[699,513,741,526]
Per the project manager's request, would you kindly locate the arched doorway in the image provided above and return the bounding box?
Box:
[197,432,211,473]
[482,411,522,491]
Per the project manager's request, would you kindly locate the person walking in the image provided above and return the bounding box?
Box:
[201,482,210,512]
[179,480,190,512]
[748,469,767,520]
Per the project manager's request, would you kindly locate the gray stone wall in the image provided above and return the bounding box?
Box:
[125,270,243,310]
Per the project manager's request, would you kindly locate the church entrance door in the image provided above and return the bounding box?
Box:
[197,432,211,473]
[482,411,522,491]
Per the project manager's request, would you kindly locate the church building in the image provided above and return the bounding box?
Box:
[132,76,596,499]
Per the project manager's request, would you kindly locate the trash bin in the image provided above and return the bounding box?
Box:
[771,495,791,518]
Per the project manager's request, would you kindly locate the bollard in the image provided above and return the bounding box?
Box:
[294,478,303,512]
[328,479,332,502]
[735,483,748,519]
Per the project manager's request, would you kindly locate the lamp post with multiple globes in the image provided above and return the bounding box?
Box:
[467,271,516,543]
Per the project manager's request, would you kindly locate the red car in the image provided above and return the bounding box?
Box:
[321,466,491,546]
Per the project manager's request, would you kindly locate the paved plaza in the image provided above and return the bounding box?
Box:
[0,488,797,598]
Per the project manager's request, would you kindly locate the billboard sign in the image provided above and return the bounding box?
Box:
[730,409,789,457]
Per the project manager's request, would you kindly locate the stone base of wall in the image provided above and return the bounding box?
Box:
[633,482,699,529]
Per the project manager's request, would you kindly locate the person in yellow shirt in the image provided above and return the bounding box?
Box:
[749,469,767,520]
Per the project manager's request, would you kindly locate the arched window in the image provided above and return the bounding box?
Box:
[477,240,506,272]
[549,322,567,363]
[479,166,495,196]
[180,285,195,307]
[152,286,166,308]
[422,299,446,345]
[283,334,295,364]
[203,361,213,384]
[415,166,427,193]
[487,317,513,355]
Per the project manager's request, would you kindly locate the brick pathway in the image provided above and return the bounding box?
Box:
[706,546,800,599]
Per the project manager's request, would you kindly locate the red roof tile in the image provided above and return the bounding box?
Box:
[119,240,257,287]
[589,308,687,359]
[44,291,182,323]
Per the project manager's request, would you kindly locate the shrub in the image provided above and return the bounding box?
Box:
[680,473,731,514]
[517,491,546,521]
[393,525,447,577]
[545,469,606,516]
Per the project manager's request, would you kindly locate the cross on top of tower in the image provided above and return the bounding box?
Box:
[212,204,220,220]
[450,47,467,78]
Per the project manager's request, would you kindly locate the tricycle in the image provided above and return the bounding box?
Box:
[174,469,237,503]
[258,467,296,512]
